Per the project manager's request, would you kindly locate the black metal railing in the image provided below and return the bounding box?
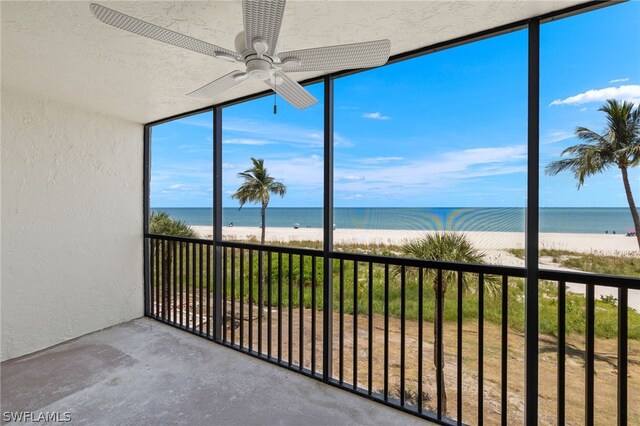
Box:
[145,233,638,425]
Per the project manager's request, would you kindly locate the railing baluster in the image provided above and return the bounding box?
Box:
[436,269,444,420]
[478,273,484,426]
[585,283,595,426]
[258,250,263,356]
[311,256,317,375]
[161,239,166,321]
[192,243,197,332]
[179,242,184,327]
[223,247,227,341]
[353,261,359,390]
[384,264,389,401]
[278,252,283,363]
[267,252,272,359]
[299,254,304,371]
[288,253,293,366]
[206,244,211,337]
[457,271,463,426]
[501,275,508,426]
[199,243,204,335]
[368,262,373,396]
[173,240,177,324]
[418,267,424,413]
[558,281,566,426]
[150,239,156,317]
[240,248,244,348]
[400,265,406,406]
[231,247,236,345]
[618,286,628,426]
[249,249,254,352]
[339,258,344,384]
[185,241,190,328]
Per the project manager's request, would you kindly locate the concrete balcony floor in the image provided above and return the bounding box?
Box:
[1,318,429,425]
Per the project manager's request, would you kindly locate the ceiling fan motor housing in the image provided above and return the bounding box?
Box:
[245,56,273,80]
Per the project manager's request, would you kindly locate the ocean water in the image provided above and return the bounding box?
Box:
[151,207,637,234]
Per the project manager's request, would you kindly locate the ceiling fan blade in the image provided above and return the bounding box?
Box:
[278,39,391,72]
[265,72,317,110]
[242,0,286,56]
[187,71,248,98]
[90,3,239,61]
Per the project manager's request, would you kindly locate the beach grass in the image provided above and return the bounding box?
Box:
[153,243,640,339]
[508,248,640,277]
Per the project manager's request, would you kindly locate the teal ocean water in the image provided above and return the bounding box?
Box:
[151,207,636,234]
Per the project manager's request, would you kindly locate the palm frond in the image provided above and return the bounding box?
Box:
[230,157,287,209]
[150,212,196,237]
[398,232,500,296]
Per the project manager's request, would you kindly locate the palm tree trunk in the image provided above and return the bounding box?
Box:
[620,166,640,250]
[261,203,267,245]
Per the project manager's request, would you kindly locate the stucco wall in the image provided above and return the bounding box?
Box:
[1,90,144,361]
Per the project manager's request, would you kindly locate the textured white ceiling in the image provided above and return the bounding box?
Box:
[2,1,588,124]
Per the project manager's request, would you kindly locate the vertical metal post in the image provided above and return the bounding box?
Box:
[585,284,595,426]
[322,76,334,382]
[213,107,223,341]
[525,18,540,426]
[143,125,151,316]
[618,287,628,426]
[558,281,566,426]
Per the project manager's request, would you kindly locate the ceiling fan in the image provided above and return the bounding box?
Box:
[89,1,391,110]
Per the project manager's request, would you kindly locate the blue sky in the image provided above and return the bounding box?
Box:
[150,1,639,209]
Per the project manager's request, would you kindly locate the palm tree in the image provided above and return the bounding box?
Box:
[232,158,286,245]
[546,99,640,249]
[400,232,499,414]
[150,211,197,238]
[149,212,197,312]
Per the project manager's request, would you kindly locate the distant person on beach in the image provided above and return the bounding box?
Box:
[229,222,233,227]
[605,230,608,234]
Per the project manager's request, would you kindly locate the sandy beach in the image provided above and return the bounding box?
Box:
[191,225,639,309]
[193,225,638,256]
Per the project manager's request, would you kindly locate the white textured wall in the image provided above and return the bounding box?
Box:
[1,90,144,361]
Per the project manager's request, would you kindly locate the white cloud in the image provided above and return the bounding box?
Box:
[339,174,365,182]
[222,163,236,170]
[223,118,324,147]
[168,184,188,190]
[550,85,640,106]
[340,193,364,200]
[235,155,324,187]
[179,117,213,129]
[362,112,391,120]
[541,130,574,145]
[357,156,404,164]
[610,78,629,84]
[223,138,273,146]
[334,144,527,199]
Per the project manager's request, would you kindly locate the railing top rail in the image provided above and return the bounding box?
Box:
[145,233,213,245]
[146,233,640,288]
[218,240,323,257]
[539,268,640,289]
[331,250,528,277]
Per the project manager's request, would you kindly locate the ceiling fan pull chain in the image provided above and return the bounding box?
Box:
[273,77,278,115]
